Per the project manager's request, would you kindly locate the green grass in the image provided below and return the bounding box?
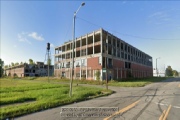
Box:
[30,76,167,87]
[108,77,167,87]
[0,78,113,120]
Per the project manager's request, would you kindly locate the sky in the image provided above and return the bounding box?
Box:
[1,1,180,72]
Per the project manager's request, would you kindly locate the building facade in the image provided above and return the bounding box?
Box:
[5,62,54,77]
[54,28,153,80]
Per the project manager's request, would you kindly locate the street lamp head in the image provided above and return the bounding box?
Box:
[81,2,85,6]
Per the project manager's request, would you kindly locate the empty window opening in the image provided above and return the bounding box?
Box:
[103,33,107,43]
[88,47,93,55]
[113,48,116,56]
[95,33,100,42]
[108,58,113,68]
[108,36,111,44]
[113,38,116,46]
[125,44,127,52]
[121,43,124,50]
[88,36,93,44]
[67,44,71,51]
[128,46,130,53]
[81,49,86,56]
[108,46,112,55]
[117,41,120,48]
[76,40,80,48]
[76,51,80,57]
[62,46,65,52]
[82,38,86,46]
[121,52,124,59]
[125,54,127,59]
[94,45,101,54]
[125,62,131,69]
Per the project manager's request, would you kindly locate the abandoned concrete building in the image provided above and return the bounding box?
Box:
[54,28,153,80]
[5,62,54,77]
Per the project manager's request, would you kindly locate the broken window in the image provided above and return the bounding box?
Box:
[125,62,131,69]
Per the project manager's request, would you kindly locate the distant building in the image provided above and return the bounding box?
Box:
[153,69,165,77]
[4,62,54,77]
[54,28,153,80]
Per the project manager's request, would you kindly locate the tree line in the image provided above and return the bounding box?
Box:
[166,66,179,77]
[3,59,51,69]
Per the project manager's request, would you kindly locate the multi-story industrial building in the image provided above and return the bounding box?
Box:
[5,62,54,77]
[54,28,153,80]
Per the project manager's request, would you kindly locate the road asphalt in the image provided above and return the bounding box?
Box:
[16,77,180,120]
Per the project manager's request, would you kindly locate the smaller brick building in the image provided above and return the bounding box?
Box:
[4,62,54,77]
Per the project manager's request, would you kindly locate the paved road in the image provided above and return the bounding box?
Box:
[16,78,180,120]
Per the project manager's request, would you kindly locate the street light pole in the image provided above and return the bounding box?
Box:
[70,2,85,97]
[156,57,160,77]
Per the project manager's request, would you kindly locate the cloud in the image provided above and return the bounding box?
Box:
[17,31,44,44]
[148,12,165,18]
[18,33,31,44]
[28,32,44,41]
[122,1,127,4]
[147,11,172,25]
[13,45,17,48]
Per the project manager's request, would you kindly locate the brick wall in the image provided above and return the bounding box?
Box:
[87,57,102,70]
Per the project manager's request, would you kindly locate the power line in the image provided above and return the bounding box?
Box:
[77,16,180,41]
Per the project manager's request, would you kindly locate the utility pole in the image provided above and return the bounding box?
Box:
[47,43,50,83]
[70,2,85,97]
[105,37,108,90]
[164,64,166,77]
[156,57,160,77]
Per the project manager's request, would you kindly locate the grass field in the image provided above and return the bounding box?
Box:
[108,77,167,87]
[31,76,167,87]
[0,78,112,120]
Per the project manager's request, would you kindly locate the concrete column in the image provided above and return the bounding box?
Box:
[75,38,76,58]
[116,38,118,57]
[80,37,82,57]
[86,65,88,79]
[100,29,103,81]
[107,35,109,55]
[80,60,82,80]
[100,29,103,54]
[65,45,67,59]
[111,36,113,55]
[70,43,72,59]
[80,37,82,80]
[86,34,88,55]
[86,34,88,79]
[100,28,103,54]
[93,32,95,54]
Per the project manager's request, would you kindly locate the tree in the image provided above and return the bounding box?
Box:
[20,62,23,65]
[173,70,179,77]
[11,62,14,67]
[95,70,100,80]
[166,66,173,76]
[0,59,4,77]
[4,65,8,69]
[15,62,19,66]
[29,59,34,65]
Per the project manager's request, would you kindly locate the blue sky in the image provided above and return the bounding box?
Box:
[1,1,180,71]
